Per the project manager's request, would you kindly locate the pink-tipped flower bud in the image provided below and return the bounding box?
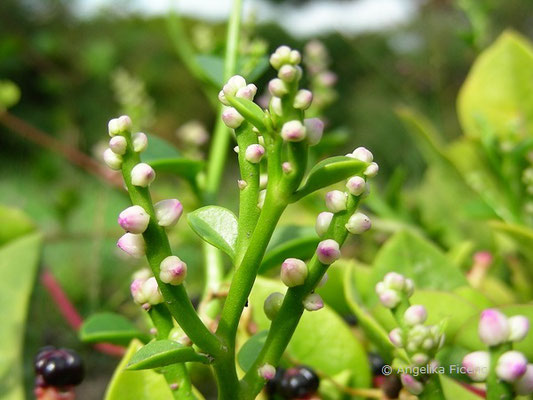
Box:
[345,212,371,234]
[389,328,403,347]
[400,374,424,395]
[508,315,530,342]
[496,351,528,382]
[383,272,406,291]
[141,277,163,306]
[479,309,509,346]
[223,75,247,97]
[131,275,149,305]
[258,364,276,380]
[218,90,229,106]
[514,364,533,395]
[318,71,337,87]
[281,120,306,142]
[289,49,301,64]
[282,161,293,174]
[245,144,265,164]
[404,305,428,326]
[268,78,288,97]
[131,163,156,187]
[378,289,401,308]
[159,255,187,285]
[154,199,183,227]
[304,118,324,146]
[364,162,379,178]
[281,258,308,287]
[412,353,429,366]
[474,250,493,266]
[269,45,291,70]
[257,189,266,209]
[109,136,127,155]
[462,351,490,382]
[222,107,244,129]
[351,147,373,163]
[238,179,247,190]
[303,293,324,311]
[133,132,148,153]
[264,292,284,320]
[278,65,298,82]
[316,239,340,265]
[315,211,333,237]
[117,115,132,132]
[346,176,366,196]
[103,148,123,170]
[325,190,347,213]
[117,233,146,258]
[236,84,257,101]
[271,97,282,115]
[118,205,150,234]
[293,89,313,110]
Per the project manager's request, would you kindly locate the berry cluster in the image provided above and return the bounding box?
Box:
[265,366,320,399]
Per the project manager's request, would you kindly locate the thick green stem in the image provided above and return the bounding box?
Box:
[486,344,514,400]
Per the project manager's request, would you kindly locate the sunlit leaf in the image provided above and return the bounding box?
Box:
[127,340,210,370]
[80,312,150,345]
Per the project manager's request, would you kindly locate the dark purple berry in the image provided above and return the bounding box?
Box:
[35,348,84,387]
[382,375,402,399]
[34,346,56,375]
[279,366,319,398]
[368,352,385,376]
[266,367,285,397]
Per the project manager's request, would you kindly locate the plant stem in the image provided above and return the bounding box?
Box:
[486,344,514,400]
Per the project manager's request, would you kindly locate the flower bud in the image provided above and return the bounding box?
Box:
[103,148,123,170]
[479,309,509,346]
[514,364,533,395]
[281,120,306,142]
[404,305,428,326]
[315,211,333,237]
[131,276,148,305]
[303,293,324,311]
[238,179,247,190]
[270,45,291,70]
[142,277,163,306]
[462,351,490,382]
[404,278,415,297]
[118,205,150,234]
[133,268,151,281]
[264,292,284,320]
[159,255,187,285]
[278,65,298,82]
[236,84,257,101]
[400,374,424,395]
[412,353,429,366]
[325,190,347,213]
[260,174,268,189]
[117,233,146,258]
[378,289,401,308]
[304,118,324,146]
[289,49,301,64]
[383,272,406,291]
[130,163,156,187]
[281,258,308,287]
[245,144,265,164]
[133,132,148,153]
[389,328,403,347]
[508,315,530,342]
[108,118,121,137]
[345,212,371,234]
[222,107,244,129]
[268,78,288,97]
[154,199,183,227]
[223,75,247,96]
[271,97,282,115]
[234,146,239,153]
[258,364,276,380]
[117,115,132,132]
[293,90,313,110]
[109,136,127,155]
[282,161,293,174]
[218,90,229,105]
[168,326,191,346]
[351,147,373,163]
[346,176,366,196]
[364,162,379,178]
[316,239,340,265]
[496,351,528,382]
[257,189,266,209]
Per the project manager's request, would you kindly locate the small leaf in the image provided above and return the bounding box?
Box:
[148,158,204,184]
[80,313,150,345]
[187,206,238,259]
[226,96,266,131]
[237,331,268,373]
[291,156,368,202]
[127,340,210,370]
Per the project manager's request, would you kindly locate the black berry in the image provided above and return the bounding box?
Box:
[34,347,84,387]
[368,352,385,376]
[343,314,358,326]
[382,374,402,399]
[266,367,285,397]
[279,366,319,399]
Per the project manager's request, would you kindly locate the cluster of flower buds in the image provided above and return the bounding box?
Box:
[462,310,532,395]
[104,115,148,171]
[347,147,379,178]
[375,272,414,309]
[130,269,163,310]
[219,75,257,129]
[303,40,337,114]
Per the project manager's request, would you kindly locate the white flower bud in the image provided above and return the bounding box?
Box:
[325,190,347,213]
[118,205,150,234]
[130,275,149,305]
[508,315,530,342]
[109,136,127,155]
[269,46,291,70]
[159,255,187,285]
[364,162,379,178]
[383,272,406,291]
[346,176,366,196]
[154,199,183,228]
[378,289,401,308]
[222,107,244,129]
[131,163,156,187]
[117,233,146,258]
[264,292,284,320]
[258,364,276,380]
[412,353,429,366]
[304,118,324,146]
[479,309,509,346]
[103,148,123,170]
[404,305,428,326]
[223,75,247,97]
[260,174,268,189]
[345,212,371,234]
[293,89,313,110]
[218,89,229,105]
[234,146,239,153]
[514,364,533,395]
[281,120,306,142]
[268,78,288,97]
[108,118,121,137]
[389,328,403,347]
[462,351,490,382]
[400,374,424,395]
[278,65,298,82]
[316,239,340,265]
[238,179,247,190]
[496,351,528,382]
[141,277,163,306]
[245,144,265,164]
[271,97,282,115]
[351,147,373,163]
[404,278,415,297]
[315,211,333,237]
[236,84,257,101]
[282,161,293,174]
[133,132,148,153]
[303,293,324,311]
[289,49,301,64]
[117,115,132,132]
[280,258,308,287]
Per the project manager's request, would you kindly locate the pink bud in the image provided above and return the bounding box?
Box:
[514,364,533,395]
[304,118,324,146]
[496,351,528,382]
[364,162,379,178]
[281,258,308,287]
[315,211,333,237]
[389,328,403,347]
[508,315,530,342]
[400,374,424,395]
[133,132,148,153]
[258,364,276,380]
[141,277,163,306]
[479,309,509,346]
[117,233,146,258]
[281,120,306,142]
[383,272,406,291]
[223,75,247,96]
[222,107,244,129]
[346,176,366,196]
[278,65,298,82]
[109,136,127,155]
[218,90,229,105]
[131,277,148,305]
[236,84,257,100]
[154,199,183,227]
[238,179,247,190]
[325,190,347,213]
[103,148,123,170]
[264,292,284,320]
[268,78,288,97]
[404,305,428,326]
[351,147,373,163]
[282,162,293,174]
[462,351,490,382]
[293,90,313,110]
[117,115,132,132]
[118,205,150,234]
[245,144,265,164]
[412,353,429,366]
[316,239,340,265]
[474,251,492,266]
[131,163,156,187]
[159,255,187,285]
[378,289,401,309]
[303,293,324,311]
[345,212,371,234]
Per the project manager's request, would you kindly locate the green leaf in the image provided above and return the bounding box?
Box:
[292,156,368,202]
[318,370,352,400]
[127,340,210,370]
[489,220,533,260]
[249,277,371,388]
[141,133,181,162]
[187,206,238,259]
[226,96,266,132]
[148,158,204,185]
[195,55,225,87]
[0,205,35,246]
[237,331,268,373]
[80,312,150,345]
[0,232,42,400]
[440,375,482,400]
[0,80,21,110]
[458,30,533,140]
[453,286,494,309]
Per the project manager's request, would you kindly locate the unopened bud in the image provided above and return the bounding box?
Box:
[508,315,530,342]
[293,90,313,110]
[404,305,428,326]
[400,374,424,395]
[236,84,257,101]
[108,115,132,136]
[281,258,308,287]
[289,49,301,64]
[350,147,373,163]
[268,78,288,97]
[316,239,340,265]
[264,292,284,320]
[257,190,266,209]
[346,176,366,196]
[345,212,371,234]
[303,293,324,311]
[108,118,121,137]
[223,75,247,97]
[304,118,324,146]
[103,148,123,170]
[389,328,403,347]
[325,190,347,213]
[378,289,401,308]
[514,364,533,395]
[154,199,183,228]
[271,97,282,115]
[258,364,276,380]
[383,272,406,291]
[131,276,148,305]
[118,205,150,234]
[218,90,229,105]
[479,309,509,346]
[117,233,146,258]
[222,107,244,129]
[412,353,429,366]
[281,120,306,142]
[159,255,187,285]
[238,179,247,190]
[109,136,127,155]
[245,144,265,164]
[133,132,148,153]
[131,163,156,187]
[364,162,379,178]
[282,161,293,174]
[315,211,333,237]
[141,277,163,306]
[496,351,528,382]
[270,45,291,70]
[278,65,298,82]
[462,351,490,382]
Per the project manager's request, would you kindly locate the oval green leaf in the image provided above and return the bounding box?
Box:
[237,330,268,373]
[80,312,150,345]
[187,206,238,259]
[127,340,210,370]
